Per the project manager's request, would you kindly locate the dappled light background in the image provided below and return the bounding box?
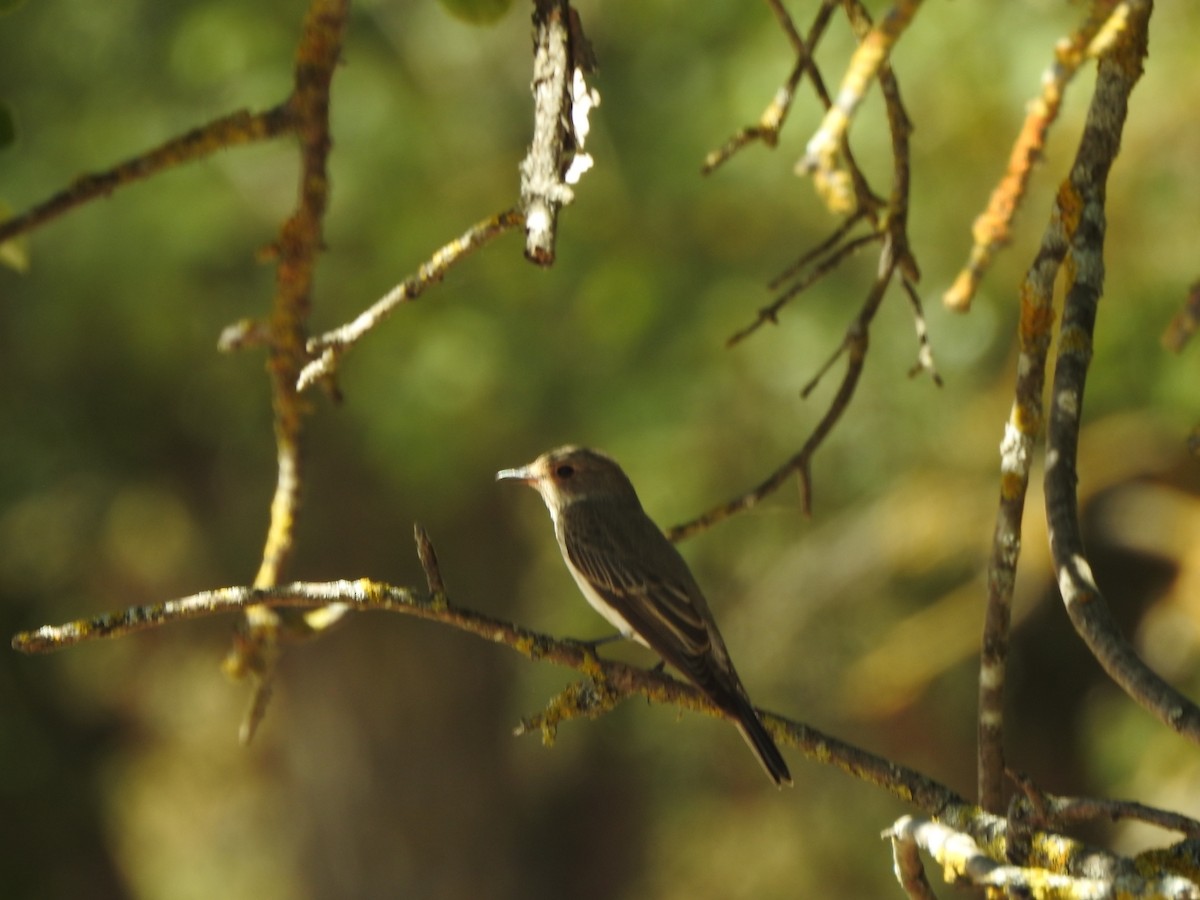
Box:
[3,1,1200,898]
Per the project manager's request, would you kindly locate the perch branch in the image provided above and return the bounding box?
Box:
[17,529,1200,887]
[12,570,960,815]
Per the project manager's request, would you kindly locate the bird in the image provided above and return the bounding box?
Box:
[497,445,792,787]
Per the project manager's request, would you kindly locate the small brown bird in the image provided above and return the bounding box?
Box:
[497,445,791,786]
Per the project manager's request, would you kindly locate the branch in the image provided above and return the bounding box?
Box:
[669,259,887,540]
[297,209,524,391]
[797,0,924,194]
[701,0,836,174]
[975,0,1164,810]
[0,106,295,247]
[945,0,1126,312]
[1008,772,1200,839]
[685,2,932,539]
[885,816,1200,900]
[11,568,961,815]
[1040,1,1200,746]
[520,0,596,265]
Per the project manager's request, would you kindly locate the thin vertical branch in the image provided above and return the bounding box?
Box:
[975,3,1148,809]
[223,0,349,744]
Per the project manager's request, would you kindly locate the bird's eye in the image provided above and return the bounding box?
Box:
[555,464,575,479]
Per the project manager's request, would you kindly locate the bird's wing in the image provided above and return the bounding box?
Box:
[561,505,735,697]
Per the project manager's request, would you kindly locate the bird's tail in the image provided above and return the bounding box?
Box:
[730,694,792,787]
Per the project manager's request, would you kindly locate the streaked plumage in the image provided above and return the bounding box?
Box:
[497,445,791,787]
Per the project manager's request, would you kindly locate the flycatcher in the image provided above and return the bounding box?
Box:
[497,445,792,787]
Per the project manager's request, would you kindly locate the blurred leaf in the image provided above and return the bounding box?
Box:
[0,0,26,16]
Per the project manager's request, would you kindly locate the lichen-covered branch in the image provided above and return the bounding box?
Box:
[976,0,1170,813]
[520,0,596,265]
[1040,0,1200,746]
[798,0,924,200]
[976,146,1073,816]
[945,0,1127,312]
[885,816,1200,899]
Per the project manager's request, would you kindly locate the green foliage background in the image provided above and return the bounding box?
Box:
[2,2,1199,898]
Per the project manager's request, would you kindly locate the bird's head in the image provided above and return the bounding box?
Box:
[496,445,641,511]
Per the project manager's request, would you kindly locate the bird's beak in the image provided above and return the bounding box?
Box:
[496,464,537,484]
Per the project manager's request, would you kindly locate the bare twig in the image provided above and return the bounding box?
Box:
[297,209,523,391]
[414,523,446,598]
[728,230,880,347]
[670,265,886,540]
[945,0,1126,311]
[1008,772,1200,839]
[696,1,931,538]
[701,0,836,174]
[0,106,295,246]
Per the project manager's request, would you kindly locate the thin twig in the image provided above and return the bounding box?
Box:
[297,209,523,391]
[414,523,446,598]
[0,106,295,246]
[1008,772,1200,839]
[701,0,836,174]
[672,265,887,540]
[728,230,880,347]
[945,0,1125,311]
[798,0,925,186]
